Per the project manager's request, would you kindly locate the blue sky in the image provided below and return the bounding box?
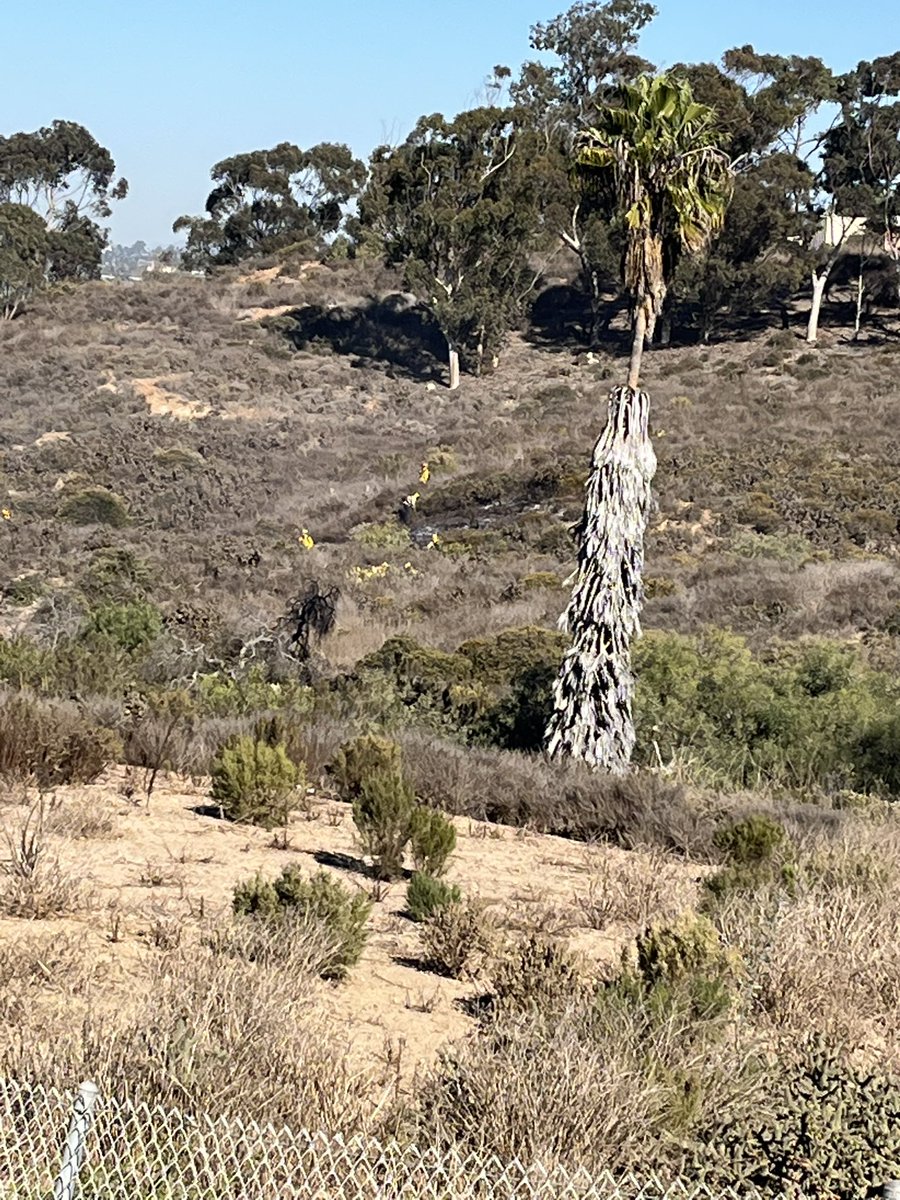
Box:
[5,0,899,245]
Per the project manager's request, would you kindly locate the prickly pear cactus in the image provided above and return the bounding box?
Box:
[682,1035,900,1198]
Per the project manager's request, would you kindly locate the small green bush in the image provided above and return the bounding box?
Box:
[3,574,45,606]
[81,601,163,654]
[331,733,404,801]
[406,872,461,922]
[623,913,741,1021]
[350,520,411,549]
[352,766,417,879]
[232,865,371,979]
[409,806,456,876]
[59,487,129,527]
[520,571,563,591]
[713,815,786,866]
[210,737,301,829]
[195,669,314,719]
[152,445,205,468]
[81,548,150,602]
[704,816,792,906]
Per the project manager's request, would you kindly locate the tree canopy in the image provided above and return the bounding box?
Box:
[0,120,126,314]
[358,106,541,375]
[174,142,365,270]
[576,73,733,382]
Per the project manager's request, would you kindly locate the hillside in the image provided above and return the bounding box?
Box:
[2,265,900,1192]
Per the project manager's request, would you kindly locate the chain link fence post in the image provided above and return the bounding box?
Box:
[52,1081,99,1200]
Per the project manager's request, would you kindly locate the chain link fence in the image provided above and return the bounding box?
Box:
[0,1076,757,1200]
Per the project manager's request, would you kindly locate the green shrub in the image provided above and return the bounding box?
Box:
[331,733,404,801]
[3,574,45,606]
[195,668,314,719]
[409,806,456,876]
[210,737,301,829]
[152,445,205,468]
[633,629,900,796]
[457,626,567,687]
[713,815,786,866]
[352,766,417,879]
[232,866,371,979]
[59,487,129,527]
[703,816,793,906]
[856,713,900,793]
[520,571,562,591]
[81,601,163,654]
[329,630,567,747]
[350,520,411,549]
[81,548,150,602]
[406,872,461,922]
[623,913,741,1021]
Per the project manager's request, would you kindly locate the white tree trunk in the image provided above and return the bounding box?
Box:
[854,268,865,341]
[448,347,460,391]
[806,271,828,344]
[545,386,657,774]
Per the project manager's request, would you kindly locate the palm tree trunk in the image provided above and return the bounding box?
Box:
[627,304,648,389]
[545,385,657,774]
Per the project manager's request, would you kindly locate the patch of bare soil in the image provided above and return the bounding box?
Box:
[236,303,298,323]
[0,768,701,1080]
[129,375,211,420]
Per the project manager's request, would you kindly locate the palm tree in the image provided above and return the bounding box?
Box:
[545,74,733,773]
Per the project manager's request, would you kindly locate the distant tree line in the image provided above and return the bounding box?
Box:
[3,1,900,367]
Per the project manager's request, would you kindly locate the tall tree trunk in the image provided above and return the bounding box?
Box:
[627,304,648,389]
[545,385,657,774]
[448,343,460,391]
[806,270,828,344]
[586,265,603,347]
[656,310,672,348]
[853,267,865,341]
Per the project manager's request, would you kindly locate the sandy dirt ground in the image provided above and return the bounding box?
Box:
[0,768,702,1077]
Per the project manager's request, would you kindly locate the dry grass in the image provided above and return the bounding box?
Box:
[416,986,765,1176]
[572,846,696,931]
[0,799,89,918]
[1,933,399,1135]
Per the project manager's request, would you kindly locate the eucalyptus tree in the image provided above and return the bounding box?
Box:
[0,120,127,294]
[359,107,540,386]
[545,75,733,772]
[174,143,365,270]
[717,47,838,342]
[823,54,900,313]
[0,203,49,319]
